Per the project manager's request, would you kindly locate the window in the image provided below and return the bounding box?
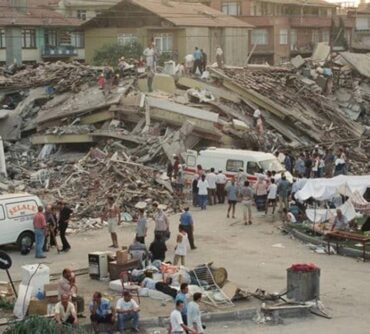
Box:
[322,29,330,43]
[154,33,173,53]
[77,9,87,20]
[250,1,261,16]
[226,160,243,172]
[186,155,196,167]
[0,29,5,49]
[279,29,288,45]
[247,161,260,175]
[356,17,370,31]
[312,30,320,44]
[251,29,268,45]
[221,2,241,16]
[290,29,297,51]
[71,31,84,48]
[22,29,36,48]
[44,30,57,47]
[117,33,137,46]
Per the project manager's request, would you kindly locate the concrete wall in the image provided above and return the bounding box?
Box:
[184,27,210,61]
[23,49,41,63]
[5,27,22,65]
[223,27,249,66]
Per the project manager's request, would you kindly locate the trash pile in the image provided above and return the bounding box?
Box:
[0,51,369,222]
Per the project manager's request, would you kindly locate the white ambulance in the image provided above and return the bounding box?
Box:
[184,147,293,182]
[0,193,43,249]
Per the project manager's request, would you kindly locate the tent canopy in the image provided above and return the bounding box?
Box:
[295,175,370,202]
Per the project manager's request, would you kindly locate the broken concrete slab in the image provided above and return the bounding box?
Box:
[340,52,370,78]
[138,74,176,94]
[312,42,330,63]
[232,119,249,131]
[291,55,305,69]
[177,77,241,103]
[31,134,95,145]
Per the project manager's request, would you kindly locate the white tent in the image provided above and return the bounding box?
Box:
[295,175,370,202]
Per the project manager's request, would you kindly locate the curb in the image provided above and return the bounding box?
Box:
[290,228,370,260]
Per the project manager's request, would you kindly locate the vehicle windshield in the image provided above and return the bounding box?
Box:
[259,159,285,173]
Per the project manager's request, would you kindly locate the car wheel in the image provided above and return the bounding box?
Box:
[17,231,34,250]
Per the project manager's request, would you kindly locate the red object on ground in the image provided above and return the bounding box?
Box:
[290,263,317,272]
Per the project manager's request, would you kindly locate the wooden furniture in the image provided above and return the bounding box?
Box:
[108,259,141,280]
[326,231,370,262]
[120,271,140,304]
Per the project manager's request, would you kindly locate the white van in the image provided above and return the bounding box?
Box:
[184,148,293,182]
[0,193,43,249]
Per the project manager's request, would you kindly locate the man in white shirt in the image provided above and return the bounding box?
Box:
[206,168,217,205]
[169,300,196,334]
[173,225,188,266]
[55,293,77,326]
[187,293,204,333]
[216,170,227,204]
[265,178,278,215]
[197,174,209,210]
[116,291,140,333]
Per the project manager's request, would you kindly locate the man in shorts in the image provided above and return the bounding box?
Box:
[102,196,120,248]
[240,181,254,225]
[226,178,238,219]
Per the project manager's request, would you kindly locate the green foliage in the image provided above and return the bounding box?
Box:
[0,296,14,310]
[92,41,144,67]
[157,52,173,67]
[4,316,93,334]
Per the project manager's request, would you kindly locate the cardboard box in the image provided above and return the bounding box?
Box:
[116,250,128,264]
[44,283,58,297]
[28,300,48,315]
[108,259,141,280]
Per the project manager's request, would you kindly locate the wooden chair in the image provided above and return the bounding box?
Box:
[119,271,141,304]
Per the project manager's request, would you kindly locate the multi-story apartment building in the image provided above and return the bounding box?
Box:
[348,1,370,52]
[202,0,353,64]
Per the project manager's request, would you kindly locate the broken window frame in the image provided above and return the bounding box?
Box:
[153,33,173,54]
[117,33,137,46]
[251,29,268,45]
[22,29,36,49]
[77,9,87,21]
[226,159,244,173]
[71,31,85,49]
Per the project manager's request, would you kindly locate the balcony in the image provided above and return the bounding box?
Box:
[42,45,78,58]
[290,16,332,28]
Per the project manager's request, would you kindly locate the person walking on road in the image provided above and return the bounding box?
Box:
[102,196,120,248]
[169,300,196,334]
[206,168,217,205]
[197,174,209,210]
[173,225,188,266]
[179,207,196,250]
[34,206,46,259]
[265,178,278,215]
[136,208,148,244]
[226,179,238,219]
[216,170,227,204]
[58,200,73,252]
[187,293,204,334]
[153,202,170,241]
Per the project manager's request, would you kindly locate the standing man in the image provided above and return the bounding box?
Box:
[240,181,254,225]
[146,66,155,92]
[216,46,224,68]
[179,207,196,250]
[192,174,199,207]
[193,47,203,75]
[294,153,305,177]
[102,196,120,249]
[324,148,335,178]
[197,174,209,210]
[206,168,217,205]
[187,293,204,334]
[265,178,277,215]
[236,168,247,192]
[226,179,238,219]
[153,202,170,241]
[116,291,140,333]
[169,300,195,334]
[277,175,290,212]
[173,155,180,180]
[143,43,155,69]
[184,53,194,76]
[200,49,207,72]
[33,206,46,259]
[173,225,188,266]
[136,208,148,244]
[304,152,313,178]
[175,283,189,325]
[58,200,73,252]
[103,64,113,95]
[175,165,185,197]
[216,170,227,204]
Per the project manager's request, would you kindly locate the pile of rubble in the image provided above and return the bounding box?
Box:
[0,50,369,223]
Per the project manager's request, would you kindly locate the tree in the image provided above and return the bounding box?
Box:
[92,40,144,67]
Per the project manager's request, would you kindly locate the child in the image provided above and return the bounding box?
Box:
[97,73,105,90]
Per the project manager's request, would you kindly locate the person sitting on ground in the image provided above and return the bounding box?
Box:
[55,293,77,326]
[331,208,349,231]
[116,291,140,333]
[90,291,115,333]
[149,233,168,262]
[140,272,177,299]
[128,236,149,268]
[58,268,85,317]
[282,208,297,225]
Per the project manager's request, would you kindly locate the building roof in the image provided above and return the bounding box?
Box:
[83,0,253,28]
[61,0,120,8]
[259,0,336,7]
[0,0,80,27]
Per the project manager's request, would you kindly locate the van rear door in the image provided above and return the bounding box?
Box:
[184,150,198,174]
